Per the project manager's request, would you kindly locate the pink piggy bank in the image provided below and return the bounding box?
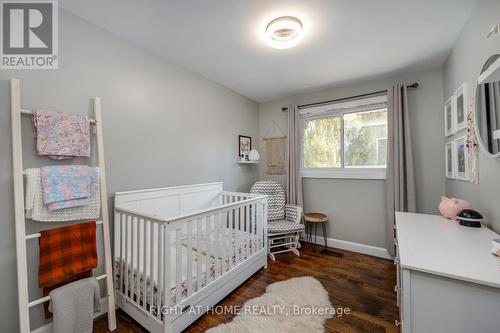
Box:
[438,196,471,221]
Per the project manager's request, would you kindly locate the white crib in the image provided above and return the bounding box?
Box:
[113,182,268,333]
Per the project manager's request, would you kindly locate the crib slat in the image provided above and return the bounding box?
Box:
[130,216,138,304]
[233,205,238,265]
[257,203,263,251]
[149,221,155,315]
[221,212,228,274]
[238,202,241,231]
[234,207,241,266]
[216,213,220,274]
[245,205,250,259]
[164,224,171,309]
[241,205,245,261]
[251,204,256,255]
[156,224,164,320]
[226,210,232,271]
[205,215,212,285]
[134,219,144,306]
[196,218,202,292]
[119,213,125,294]
[140,220,145,305]
[175,227,182,304]
[186,221,193,298]
[114,211,121,294]
[214,214,221,279]
[229,207,234,270]
[124,215,131,298]
[142,220,149,310]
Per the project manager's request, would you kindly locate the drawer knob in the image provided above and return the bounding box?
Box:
[394,285,401,293]
[395,319,401,327]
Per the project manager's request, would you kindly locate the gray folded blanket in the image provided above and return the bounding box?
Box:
[48,277,101,333]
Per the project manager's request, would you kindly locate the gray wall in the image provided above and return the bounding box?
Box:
[444,0,500,232]
[258,70,445,248]
[0,10,259,332]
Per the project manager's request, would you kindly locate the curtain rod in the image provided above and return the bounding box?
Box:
[281,82,419,111]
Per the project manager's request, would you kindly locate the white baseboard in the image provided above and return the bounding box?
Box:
[31,297,109,333]
[302,234,393,260]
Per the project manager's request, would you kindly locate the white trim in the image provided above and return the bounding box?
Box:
[303,235,392,260]
[30,297,109,333]
[302,167,386,180]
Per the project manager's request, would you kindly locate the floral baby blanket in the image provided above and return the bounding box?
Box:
[25,168,101,222]
[41,165,99,211]
[32,110,90,159]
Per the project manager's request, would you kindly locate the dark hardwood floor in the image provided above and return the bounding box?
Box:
[94,244,399,333]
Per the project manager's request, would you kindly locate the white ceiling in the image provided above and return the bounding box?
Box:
[60,0,478,102]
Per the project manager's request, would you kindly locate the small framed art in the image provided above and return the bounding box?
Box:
[238,135,252,160]
[445,142,454,178]
[454,136,469,181]
[454,83,468,132]
[444,97,454,137]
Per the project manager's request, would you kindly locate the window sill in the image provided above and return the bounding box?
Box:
[301,168,386,180]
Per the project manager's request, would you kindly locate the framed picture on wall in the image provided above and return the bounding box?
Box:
[454,136,469,181]
[454,83,468,132]
[445,142,455,179]
[444,97,455,136]
[238,135,252,159]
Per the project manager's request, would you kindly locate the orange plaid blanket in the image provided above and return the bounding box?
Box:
[38,221,98,288]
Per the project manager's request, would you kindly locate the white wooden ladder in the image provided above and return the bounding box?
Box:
[10,78,116,332]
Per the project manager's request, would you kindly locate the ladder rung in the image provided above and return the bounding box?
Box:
[25,220,103,240]
[28,274,107,308]
[20,108,96,124]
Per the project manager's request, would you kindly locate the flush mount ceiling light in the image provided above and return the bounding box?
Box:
[265,16,303,49]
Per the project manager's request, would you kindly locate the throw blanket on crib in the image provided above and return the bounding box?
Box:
[38,221,98,288]
[32,110,90,159]
[25,168,101,222]
[41,165,98,211]
[48,277,101,333]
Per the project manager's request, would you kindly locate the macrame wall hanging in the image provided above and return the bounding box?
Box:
[466,87,479,184]
[263,121,287,175]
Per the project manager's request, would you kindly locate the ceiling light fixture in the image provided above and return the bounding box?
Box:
[265,16,303,49]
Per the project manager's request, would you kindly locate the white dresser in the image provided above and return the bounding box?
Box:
[395,212,500,333]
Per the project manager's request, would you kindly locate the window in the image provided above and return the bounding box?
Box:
[301,95,388,179]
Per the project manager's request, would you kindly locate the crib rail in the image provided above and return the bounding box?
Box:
[114,192,267,321]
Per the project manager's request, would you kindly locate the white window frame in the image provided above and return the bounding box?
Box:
[300,95,388,180]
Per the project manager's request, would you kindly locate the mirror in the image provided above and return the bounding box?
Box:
[476,54,500,158]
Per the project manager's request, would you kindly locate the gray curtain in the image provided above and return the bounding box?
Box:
[286,104,303,206]
[386,85,416,256]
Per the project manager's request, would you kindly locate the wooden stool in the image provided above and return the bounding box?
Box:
[304,213,328,253]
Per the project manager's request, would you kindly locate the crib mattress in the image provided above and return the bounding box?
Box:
[115,228,258,308]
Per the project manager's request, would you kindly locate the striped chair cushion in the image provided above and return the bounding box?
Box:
[268,220,305,233]
[250,180,286,221]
